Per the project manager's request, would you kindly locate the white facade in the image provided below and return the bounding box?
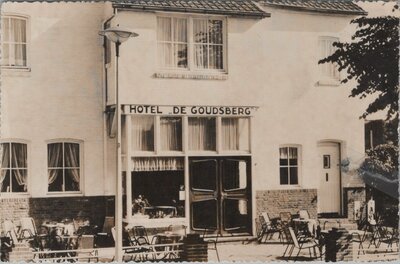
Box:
[1,0,387,234]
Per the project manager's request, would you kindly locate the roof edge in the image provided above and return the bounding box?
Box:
[112,3,271,19]
[261,3,367,16]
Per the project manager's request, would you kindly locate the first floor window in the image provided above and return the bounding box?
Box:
[279,146,299,185]
[48,142,81,192]
[319,36,339,81]
[0,142,28,193]
[157,16,225,71]
[1,16,27,67]
[188,117,216,151]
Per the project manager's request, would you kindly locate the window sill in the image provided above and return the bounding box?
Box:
[1,66,31,72]
[317,79,341,87]
[154,71,228,80]
[46,192,83,197]
[0,193,30,199]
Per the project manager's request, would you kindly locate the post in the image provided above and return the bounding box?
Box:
[115,41,123,262]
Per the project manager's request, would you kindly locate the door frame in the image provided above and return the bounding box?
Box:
[317,140,344,216]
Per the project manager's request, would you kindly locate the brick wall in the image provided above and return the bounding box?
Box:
[256,189,318,219]
[0,196,115,230]
[343,187,366,220]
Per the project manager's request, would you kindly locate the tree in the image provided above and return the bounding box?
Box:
[319,15,399,120]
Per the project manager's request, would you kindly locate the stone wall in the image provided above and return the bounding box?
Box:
[0,196,115,230]
[343,187,366,220]
[256,189,318,219]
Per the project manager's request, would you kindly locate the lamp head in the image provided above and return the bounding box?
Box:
[99,25,138,44]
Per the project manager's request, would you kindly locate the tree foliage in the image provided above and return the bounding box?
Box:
[358,144,399,200]
[319,16,399,120]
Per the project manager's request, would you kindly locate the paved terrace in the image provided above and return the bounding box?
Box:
[94,238,399,262]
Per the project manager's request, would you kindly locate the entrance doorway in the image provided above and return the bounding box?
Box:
[317,142,341,215]
[189,157,252,236]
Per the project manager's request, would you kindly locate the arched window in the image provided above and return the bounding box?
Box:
[0,141,28,193]
[47,141,82,192]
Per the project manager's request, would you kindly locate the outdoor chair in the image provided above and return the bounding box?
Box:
[375,226,399,250]
[299,210,310,220]
[19,217,49,250]
[257,212,281,243]
[1,220,19,247]
[283,227,321,261]
[278,212,293,242]
[351,229,369,255]
[202,228,220,262]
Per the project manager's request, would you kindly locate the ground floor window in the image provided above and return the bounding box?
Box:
[279,146,299,185]
[48,141,81,192]
[0,142,28,193]
[132,157,185,218]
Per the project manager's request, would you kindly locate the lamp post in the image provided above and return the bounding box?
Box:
[99,25,138,262]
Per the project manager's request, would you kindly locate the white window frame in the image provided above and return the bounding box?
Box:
[156,14,227,74]
[0,139,29,196]
[279,144,302,186]
[1,14,30,70]
[46,139,83,195]
[318,36,340,85]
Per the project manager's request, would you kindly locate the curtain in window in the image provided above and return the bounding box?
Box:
[48,143,62,185]
[188,117,216,151]
[222,118,239,150]
[0,143,10,192]
[157,17,187,68]
[132,116,154,151]
[65,143,80,186]
[160,117,182,151]
[133,157,184,171]
[319,38,339,80]
[193,19,208,68]
[11,143,27,190]
[2,18,27,67]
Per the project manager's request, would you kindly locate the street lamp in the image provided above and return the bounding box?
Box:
[99,25,138,262]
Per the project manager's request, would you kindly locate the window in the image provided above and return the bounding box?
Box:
[188,117,216,151]
[160,117,183,151]
[221,117,250,151]
[319,37,339,81]
[132,116,155,151]
[132,157,185,218]
[279,146,299,185]
[0,142,28,193]
[193,19,224,70]
[157,16,225,71]
[1,16,28,67]
[48,142,81,192]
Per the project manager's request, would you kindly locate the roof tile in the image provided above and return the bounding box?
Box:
[113,0,270,18]
[257,0,367,15]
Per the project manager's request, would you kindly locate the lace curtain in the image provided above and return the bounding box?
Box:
[0,144,10,192]
[132,157,184,171]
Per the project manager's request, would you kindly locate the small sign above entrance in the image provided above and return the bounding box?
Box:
[123,104,257,116]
